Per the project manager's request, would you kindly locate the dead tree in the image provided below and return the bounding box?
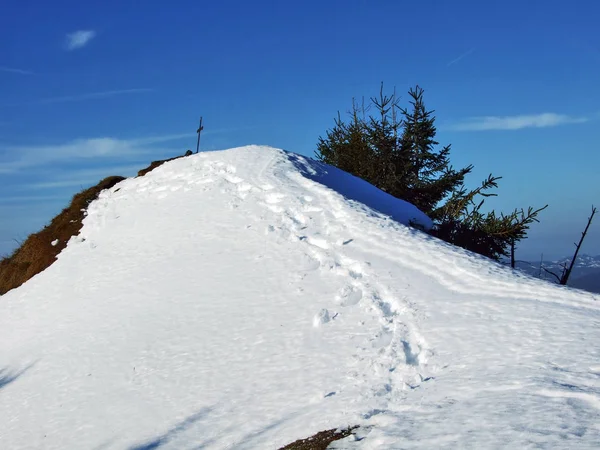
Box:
[544,205,597,285]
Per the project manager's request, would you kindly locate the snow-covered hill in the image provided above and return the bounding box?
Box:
[1,146,599,449]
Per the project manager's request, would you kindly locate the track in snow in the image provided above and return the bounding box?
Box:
[1,146,598,450]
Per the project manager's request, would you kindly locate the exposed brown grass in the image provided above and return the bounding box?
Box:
[137,150,192,177]
[278,426,359,450]
[0,176,125,296]
[0,150,196,297]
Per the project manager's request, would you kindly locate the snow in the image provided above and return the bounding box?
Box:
[0,145,598,449]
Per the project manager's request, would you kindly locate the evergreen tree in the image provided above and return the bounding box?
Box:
[433,175,548,260]
[364,87,402,193]
[316,105,376,185]
[315,83,546,261]
[316,84,471,210]
[392,86,472,217]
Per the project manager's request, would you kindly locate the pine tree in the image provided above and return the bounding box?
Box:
[433,175,548,260]
[316,84,473,218]
[316,104,376,185]
[392,86,473,216]
[315,83,546,261]
[364,85,402,193]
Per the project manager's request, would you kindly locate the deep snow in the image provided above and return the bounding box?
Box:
[0,146,598,449]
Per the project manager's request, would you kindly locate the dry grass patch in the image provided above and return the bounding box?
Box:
[0,150,196,297]
[278,426,359,450]
[137,150,192,177]
[0,176,125,295]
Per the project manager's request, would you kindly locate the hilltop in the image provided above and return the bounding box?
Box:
[0,146,598,449]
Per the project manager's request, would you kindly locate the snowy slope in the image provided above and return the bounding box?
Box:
[0,146,599,449]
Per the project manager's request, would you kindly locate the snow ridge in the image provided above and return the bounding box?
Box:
[0,146,598,449]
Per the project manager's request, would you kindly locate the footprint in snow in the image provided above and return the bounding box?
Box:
[372,328,393,348]
[362,409,385,420]
[285,210,308,226]
[298,236,329,250]
[336,285,363,307]
[313,309,338,327]
[330,258,364,279]
[401,340,424,366]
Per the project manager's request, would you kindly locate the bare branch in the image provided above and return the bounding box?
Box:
[560,205,597,285]
[542,267,562,283]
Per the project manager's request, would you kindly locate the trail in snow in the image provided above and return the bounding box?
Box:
[0,146,598,450]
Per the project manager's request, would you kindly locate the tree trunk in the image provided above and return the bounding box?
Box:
[560,206,597,285]
[510,239,516,268]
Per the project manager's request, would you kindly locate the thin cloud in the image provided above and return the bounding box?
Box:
[130,133,196,146]
[0,133,191,174]
[0,128,249,175]
[448,113,590,131]
[65,30,96,51]
[0,195,67,204]
[23,164,145,189]
[36,88,153,105]
[0,66,33,75]
[447,48,475,67]
[26,179,116,189]
[1,88,153,107]
[126,128,251,146]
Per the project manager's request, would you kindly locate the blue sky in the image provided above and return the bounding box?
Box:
[1,0,599,261]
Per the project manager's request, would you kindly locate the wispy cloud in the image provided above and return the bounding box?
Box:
[0,127,249,176]
[448,113,590,131]
[0,66,33,75]
[0,133,191,174]
[65,30,96,51]
[35,88,153,105]
[0,88,153,107]
[0,195,67,204]
[447,48,475,67]
[23,164,145,189]
[128,133,196,146]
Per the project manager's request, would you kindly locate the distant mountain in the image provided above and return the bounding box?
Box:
[513,254,600,294]
[570,271,600,294]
